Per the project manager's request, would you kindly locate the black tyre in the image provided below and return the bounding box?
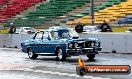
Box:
[75,25,83,33]
[76,65,86,76]
[87,54,95,60]
[55,47,66,61]
[28,48,38,59]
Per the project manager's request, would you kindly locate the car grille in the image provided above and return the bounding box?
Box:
[84,41,96,48]
[78,42,84,48]
[68,41,98,48]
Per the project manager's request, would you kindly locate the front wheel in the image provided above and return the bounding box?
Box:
[56,47,66,61]
[28,48,38,59]
[87,54,95,60]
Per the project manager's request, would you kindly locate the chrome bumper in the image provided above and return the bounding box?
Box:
[82,47,102,53]
[66,47,102,55]
[67,49,82,54]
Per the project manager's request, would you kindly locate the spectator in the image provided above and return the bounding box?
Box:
[75,22,84,33]
[100,20,112,32]
[9,25,16,33]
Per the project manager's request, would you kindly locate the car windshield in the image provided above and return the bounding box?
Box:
[52,29,79,39]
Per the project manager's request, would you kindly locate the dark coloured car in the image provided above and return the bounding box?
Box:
[21,27,102,61]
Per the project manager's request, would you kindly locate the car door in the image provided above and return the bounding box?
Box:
[39,31,54,54]
[31,31,55,54]
[46,31,66,54]
[30,32,44,53]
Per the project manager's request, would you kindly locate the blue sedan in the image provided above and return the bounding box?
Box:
[21,27,102,61]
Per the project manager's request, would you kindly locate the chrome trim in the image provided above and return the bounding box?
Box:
[82,48,93,50]
[78,41,85,43]
[66,49,81,51]
[35,53,55,54]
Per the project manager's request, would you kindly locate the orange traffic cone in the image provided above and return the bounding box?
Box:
[78,57,86,68]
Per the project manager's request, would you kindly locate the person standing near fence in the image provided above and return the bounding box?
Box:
[100,20,112,32]
[9,25,16,33]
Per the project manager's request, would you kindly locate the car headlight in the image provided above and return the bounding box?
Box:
[69,43,73,48]
[96,42,100,47]
[74,43,78,48]
[96,42,99,46]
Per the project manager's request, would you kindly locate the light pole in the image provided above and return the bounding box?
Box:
[90,0,94,25]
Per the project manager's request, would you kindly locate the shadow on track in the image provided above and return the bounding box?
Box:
[25,56,98,65]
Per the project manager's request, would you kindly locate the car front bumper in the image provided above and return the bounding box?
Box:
[82,47,102,53]
[66,47,102,55]
[67,49,82,54]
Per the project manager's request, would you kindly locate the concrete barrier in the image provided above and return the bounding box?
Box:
[0,33,132,53]
[0,34,32,48]
[80,32,132,53]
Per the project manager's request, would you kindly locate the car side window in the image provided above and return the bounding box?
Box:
[35,32,43,40]
[43,32,49,39]
[50,31,59,40]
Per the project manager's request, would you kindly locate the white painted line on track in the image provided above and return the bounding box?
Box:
[23,68,111,79]
[23,68,34,71]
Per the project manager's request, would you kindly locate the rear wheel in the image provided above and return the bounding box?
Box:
[28,48,38,59]
[56,47,66,61]
[87,54,95,60]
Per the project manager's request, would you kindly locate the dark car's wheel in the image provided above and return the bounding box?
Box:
[75,25,83,33]
[28,48,38,59]
[87,54,95,60]
[56,47,66,61]
[76,65,86,76]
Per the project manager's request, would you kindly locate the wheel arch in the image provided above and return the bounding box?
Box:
[26,46,32,53]
[55,45,60,50]
[55,45,60,55]
[55,45,66,55]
